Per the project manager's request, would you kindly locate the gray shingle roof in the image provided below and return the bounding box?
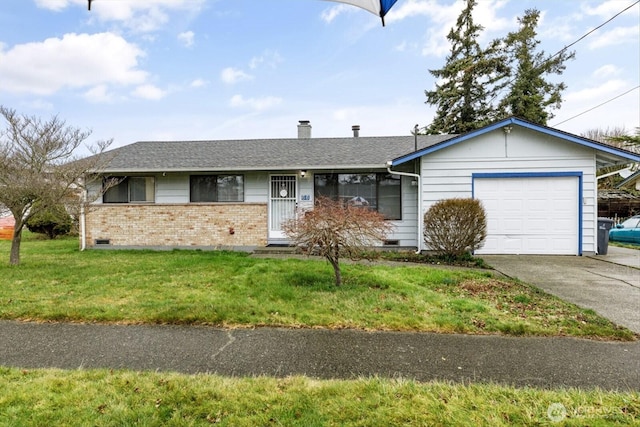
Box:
[96,135,455,173]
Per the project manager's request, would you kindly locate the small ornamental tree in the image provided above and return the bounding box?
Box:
[423,198,487,258]
[283,197,391,286]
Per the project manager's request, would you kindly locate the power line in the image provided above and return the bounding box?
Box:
[551,85,640,127]
[546,0,639,63]
[545,1,640,127]
[486,1,639,106]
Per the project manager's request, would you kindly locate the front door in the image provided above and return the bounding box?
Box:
[269,175,297,240]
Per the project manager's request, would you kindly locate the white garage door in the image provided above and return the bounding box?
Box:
[474,176,579,255]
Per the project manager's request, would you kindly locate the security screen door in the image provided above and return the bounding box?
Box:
[269,175,297,240]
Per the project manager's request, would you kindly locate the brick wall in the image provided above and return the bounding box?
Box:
[84,203,268,248]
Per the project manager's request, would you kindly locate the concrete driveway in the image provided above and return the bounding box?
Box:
[483,246,640,334]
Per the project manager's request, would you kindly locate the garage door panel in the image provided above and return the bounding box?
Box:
[527,199,548,212]
[552,219,575,231]
[502,218,523,231]
[528,219,547,233]
[475,176,578,255]
[503,238,524,252]
[481,236,499,252]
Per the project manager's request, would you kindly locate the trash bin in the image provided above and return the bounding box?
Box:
[597,217,614,255]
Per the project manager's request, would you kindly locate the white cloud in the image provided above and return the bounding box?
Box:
[592,65,621,79]
[190,78,207,88]
[0,32,147,95]
[332,107,359,121]
[36,0,206,33]
[320,4,352,24]
[24,99,54,111]
[394,41,407,52]
[229,94,282,111]
[132,84,166,100]
[34,0,73,11]
[588,25,640,49]
[564,79,628,103]
[582,0,638,19]
[220,67,254,84]
[380,0,511,57]
[83,84,114,103]
[249,50,283,70]
[177,31,195,47]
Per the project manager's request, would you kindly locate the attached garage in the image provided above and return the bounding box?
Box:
[473,173,581,255]
[390,117,640,256]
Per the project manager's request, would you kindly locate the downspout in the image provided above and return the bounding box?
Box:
[80,178,86,251]
[386,160,422,254]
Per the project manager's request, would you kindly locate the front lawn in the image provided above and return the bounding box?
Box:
[0,236,634,340]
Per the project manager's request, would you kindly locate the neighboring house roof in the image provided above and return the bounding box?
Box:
[616,170,640,189]
[95,134,455,173]
[391,117,640,168]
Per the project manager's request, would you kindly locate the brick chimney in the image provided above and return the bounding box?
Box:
[352,125,360,137]
[297,120,311,138]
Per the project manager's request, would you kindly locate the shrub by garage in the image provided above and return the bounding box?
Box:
[424,198,487,258]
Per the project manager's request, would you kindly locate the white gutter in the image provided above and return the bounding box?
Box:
[386,160,422,254]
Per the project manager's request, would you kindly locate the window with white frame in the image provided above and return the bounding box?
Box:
[103,177,155,203]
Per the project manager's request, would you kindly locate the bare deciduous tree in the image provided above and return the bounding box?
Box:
[283,197,392,286]
[0,106,113,265]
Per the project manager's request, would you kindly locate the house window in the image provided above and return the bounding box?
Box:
[103,177,155,203]
[314,173,401,220]
[190,175,244,202]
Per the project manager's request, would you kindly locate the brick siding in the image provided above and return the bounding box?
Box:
[85,203,268,248]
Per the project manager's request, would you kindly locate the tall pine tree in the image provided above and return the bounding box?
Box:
[497,9,575,125]
[425,0,507,134]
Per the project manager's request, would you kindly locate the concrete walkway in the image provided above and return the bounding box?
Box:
[483,246,640,334]
[0,320,638,391]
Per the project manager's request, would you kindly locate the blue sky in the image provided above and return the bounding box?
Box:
[1,0,638,153]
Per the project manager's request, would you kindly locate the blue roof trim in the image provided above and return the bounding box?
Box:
[473,171,583,179]
[391,117,640,166]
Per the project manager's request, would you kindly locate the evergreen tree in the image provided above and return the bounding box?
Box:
[425,0,507,134]
[497,9,575,125]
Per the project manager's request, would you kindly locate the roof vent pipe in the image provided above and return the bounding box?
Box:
[352,125,360,137]
[298,120,311,139]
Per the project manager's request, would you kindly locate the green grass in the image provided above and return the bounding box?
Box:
[0,235,635,340]
[610,241,640,250]
[0,367,638,426]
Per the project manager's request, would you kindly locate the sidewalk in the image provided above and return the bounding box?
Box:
[1,320,638,391]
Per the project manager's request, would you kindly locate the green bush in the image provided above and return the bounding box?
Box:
[423,198,487,257]
[26,203,73,239]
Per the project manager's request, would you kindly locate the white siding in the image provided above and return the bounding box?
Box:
[156,174,188,203]
[245,172,269,203]
[420,127,598,254]
[388,175,419,247]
